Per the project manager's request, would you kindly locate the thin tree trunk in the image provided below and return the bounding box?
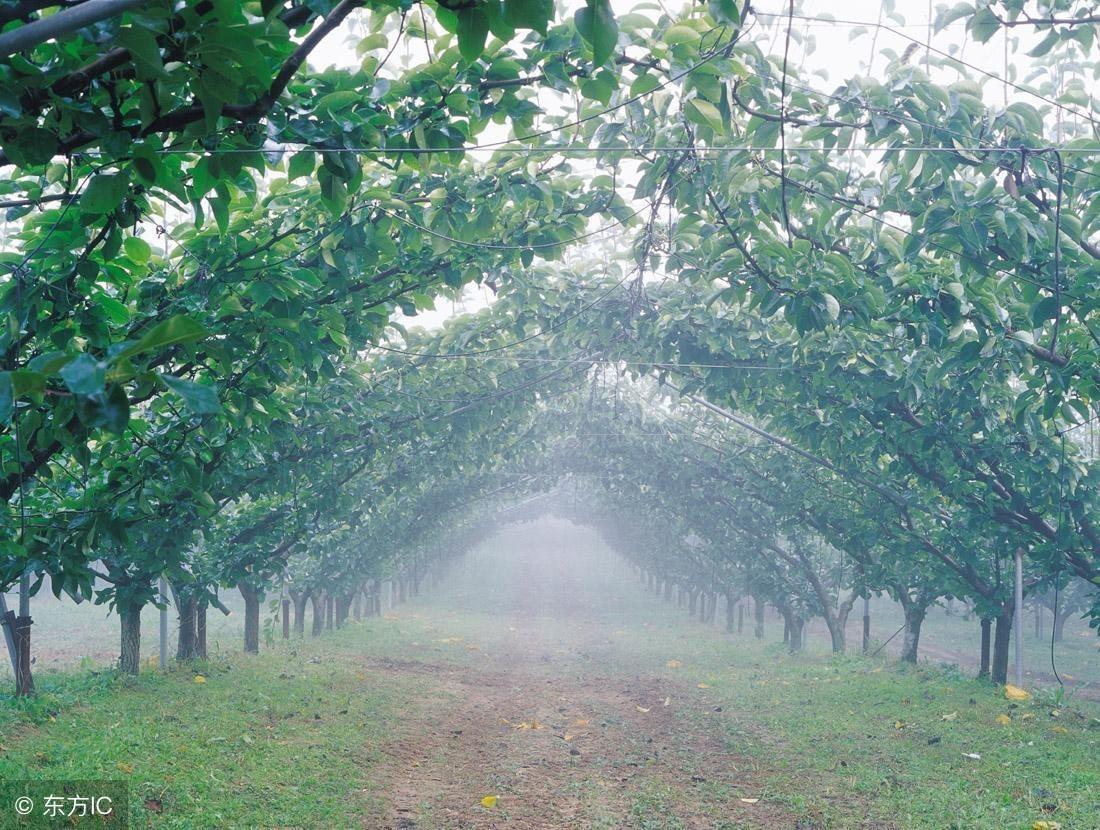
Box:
[310,593,323,636]
[754,595,765,639]
[291,590,307,635]
[239,582,260,654]
[992,607,1013,684]
[175,591,197,661]
[119,603,142,675]
[899,603,926,664]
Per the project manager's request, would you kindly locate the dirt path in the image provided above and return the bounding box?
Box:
[365,618,793,830]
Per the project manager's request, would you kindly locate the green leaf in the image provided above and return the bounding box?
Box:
[966,7,999,43]
[684,98,724,132]
[81,173,131,215]
[663,24,699,46]
[707,0,740,26]
[456,7,490,62]
[75,384,130,434]
[503,0,553,34]
[287,151,316,181]
[117,26,166,78]
[574,0,618,67]
[161,374,223,415]
[113,315,209,362]
[60,353,106,395]
[123,236,152,264]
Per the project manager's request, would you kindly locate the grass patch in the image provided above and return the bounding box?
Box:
[0,631,415,828]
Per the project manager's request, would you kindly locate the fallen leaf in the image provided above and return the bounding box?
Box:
[1051,725,1069,734]
[572,718,590,727]
[1004,684,1030,701]
[666,659,682,669]
[697,683,711,689]
[739,797,759,804]
[941,712,958,721]
[563,734,574,741]
[995,714,1012,726]
[962,752,982,760]
[894,720,907,730]
[480,795,499,808]
[635,706,650,713]
[1032,822,1062,830]
[193,675,206,684]
[662,697,671,707]
[116,762,133,774]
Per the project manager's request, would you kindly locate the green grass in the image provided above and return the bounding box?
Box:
[0,633,415,828]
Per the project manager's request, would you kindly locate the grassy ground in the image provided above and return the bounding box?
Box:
[1,520,1098,829]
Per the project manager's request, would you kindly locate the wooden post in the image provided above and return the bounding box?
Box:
[1014,548,1024,688]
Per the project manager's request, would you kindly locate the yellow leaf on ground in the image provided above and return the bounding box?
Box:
[480,795,498,808]
[636,706,650,713]
[1051,725,1069,734]
[894,721,907,729]
[563,734,574,742]
[1032,821,1062,830]
[116,762,133,774]
[697,683,710,689]
[665,659,682,669]
[193,675,206,684]
[739,797,759,804]
[995,714,1012,726]
[1004,684,1030,701]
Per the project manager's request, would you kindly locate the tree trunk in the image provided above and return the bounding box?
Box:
[310,593,323,636]
[291,590,307,635]
[687,589,697,616]
[725,590,736,633]
[1053,606,1072,643]
[753,595,765,639]
[176,591,197,661]
[737,603,744,634]
[978,617,992,679]
[239,582,260,654]
[13,614,34,695]
[195,601,208,659]
[992,607,1013,685]
[899,603,925,664]
[325,594,334,630]
[826,615,847,654]
[281,599,290,639]
[663,579,673,602]
[353,590,362,621]
[119,603,142,675]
